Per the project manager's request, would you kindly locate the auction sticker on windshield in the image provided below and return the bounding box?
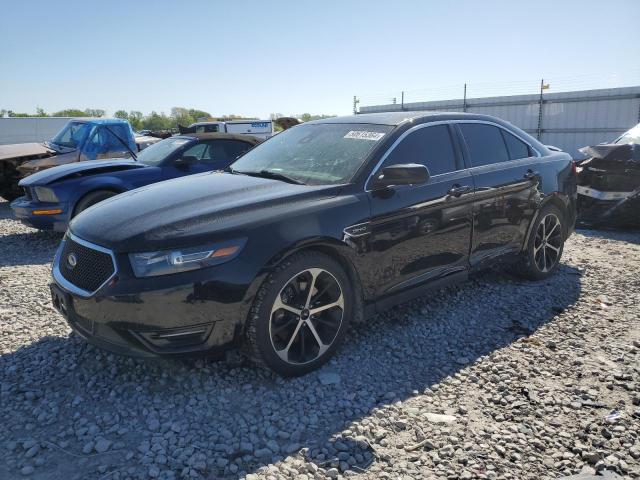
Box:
[344,131,385,141]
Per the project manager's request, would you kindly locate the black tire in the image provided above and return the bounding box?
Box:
[246,251,353,376]
[73,190,118,217]
[517,204,565,280]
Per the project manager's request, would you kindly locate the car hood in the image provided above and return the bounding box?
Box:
[19,158,144,186]
[70,172,340,252]
[0,142,56,162]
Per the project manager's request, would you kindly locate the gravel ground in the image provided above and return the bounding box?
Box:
[1,198,638,480]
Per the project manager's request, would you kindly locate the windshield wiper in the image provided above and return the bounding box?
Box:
[230,169,305,185]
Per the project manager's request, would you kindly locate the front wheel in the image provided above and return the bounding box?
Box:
[246,251,353,376]
[73,190,117,217]
[518,205,565,280]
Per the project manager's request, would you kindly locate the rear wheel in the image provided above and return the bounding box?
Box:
[73,190,118,217]
[246,251,353,376]
[518,204,565,280]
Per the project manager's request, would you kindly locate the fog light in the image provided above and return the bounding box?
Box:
[133,323,213,351]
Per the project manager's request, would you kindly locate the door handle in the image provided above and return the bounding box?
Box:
[524,170,540,180]
[448,184,472,197]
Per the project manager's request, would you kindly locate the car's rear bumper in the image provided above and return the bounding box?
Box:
[10,196,70,231]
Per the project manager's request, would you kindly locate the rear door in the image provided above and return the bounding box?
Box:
[456,122,541,266]
[367,123,474,296]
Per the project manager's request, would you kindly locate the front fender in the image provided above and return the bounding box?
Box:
[61,177,129,207]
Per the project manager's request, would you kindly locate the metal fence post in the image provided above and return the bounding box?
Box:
[537,78,544,139]
[463,83,467,112]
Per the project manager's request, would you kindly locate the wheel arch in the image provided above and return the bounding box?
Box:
[72,186,126,217]
[522,192,571,251]
[246,237,367,326]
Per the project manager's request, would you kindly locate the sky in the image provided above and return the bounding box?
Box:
[1,0,639,119]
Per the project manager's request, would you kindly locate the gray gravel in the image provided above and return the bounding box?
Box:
[1,198,638,480]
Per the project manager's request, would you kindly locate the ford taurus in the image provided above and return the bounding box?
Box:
[50,112,577,376]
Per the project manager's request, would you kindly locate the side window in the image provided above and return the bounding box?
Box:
[181,142,207,160]
[103,125,128,150]
[384,125,457,176]
[83,127,105,158]
[204,140,253,165]
[459,123,509,167]
[501,130,531,160]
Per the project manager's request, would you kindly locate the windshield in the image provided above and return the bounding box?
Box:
[230,123,393,185]
[50,121,92,149]
[136,137,194,166]
[614,124,640,145]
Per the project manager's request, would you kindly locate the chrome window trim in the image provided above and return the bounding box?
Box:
[52,232,118,298]
[365,119,543,192]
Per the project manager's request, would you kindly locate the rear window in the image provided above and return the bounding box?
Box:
[384,125,457,176]
[501,130,531,160]
[459,123,509,167]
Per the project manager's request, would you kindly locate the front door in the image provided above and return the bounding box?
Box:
[162,139,253,180]
[455,122,541,266]
[366,123,474,296]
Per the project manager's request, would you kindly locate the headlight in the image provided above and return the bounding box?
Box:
[33,187,59,203]
[128,238,247,278]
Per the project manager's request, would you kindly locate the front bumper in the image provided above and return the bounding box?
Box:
[577,186,640,227]
[50,237,262,358]
[10,196,70,231]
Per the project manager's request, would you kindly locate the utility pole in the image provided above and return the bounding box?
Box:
[463,83,467,112]
[537,78,547,140]
[353,96,360,115]
[401,91,405,111]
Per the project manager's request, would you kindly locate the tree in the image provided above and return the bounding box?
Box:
[170,107,193,128]
[0,109,5,118]
[52,109,88,117]
[299,113,336,122]
[128,111,143,130]
[142,111,173,130]
[36,107,48,117]
[84,108,105,118]
[188,109,211,121]
[114,110,129,120]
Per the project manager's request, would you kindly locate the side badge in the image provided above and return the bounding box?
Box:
[343,223,370,238]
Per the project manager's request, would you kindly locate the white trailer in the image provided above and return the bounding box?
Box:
[0,117,93,145]
[184,120,274,140]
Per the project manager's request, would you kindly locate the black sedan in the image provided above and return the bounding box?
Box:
[50,112,577,376]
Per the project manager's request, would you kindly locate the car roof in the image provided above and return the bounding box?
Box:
[306,111,511,126]
[174,132,262,144]
[70,118,130,125]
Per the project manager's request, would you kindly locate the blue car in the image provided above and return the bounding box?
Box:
[11,133,260,231]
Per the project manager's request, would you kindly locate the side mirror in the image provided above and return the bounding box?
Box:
[372,163,430,189]
[175,155,198,168]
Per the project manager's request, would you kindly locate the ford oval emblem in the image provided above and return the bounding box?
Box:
[67,253,78,269]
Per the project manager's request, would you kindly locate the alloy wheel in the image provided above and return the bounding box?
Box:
[533,213,562,272]
[269,268,344,365]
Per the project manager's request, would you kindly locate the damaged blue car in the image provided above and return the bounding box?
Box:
[11,133,260,231]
